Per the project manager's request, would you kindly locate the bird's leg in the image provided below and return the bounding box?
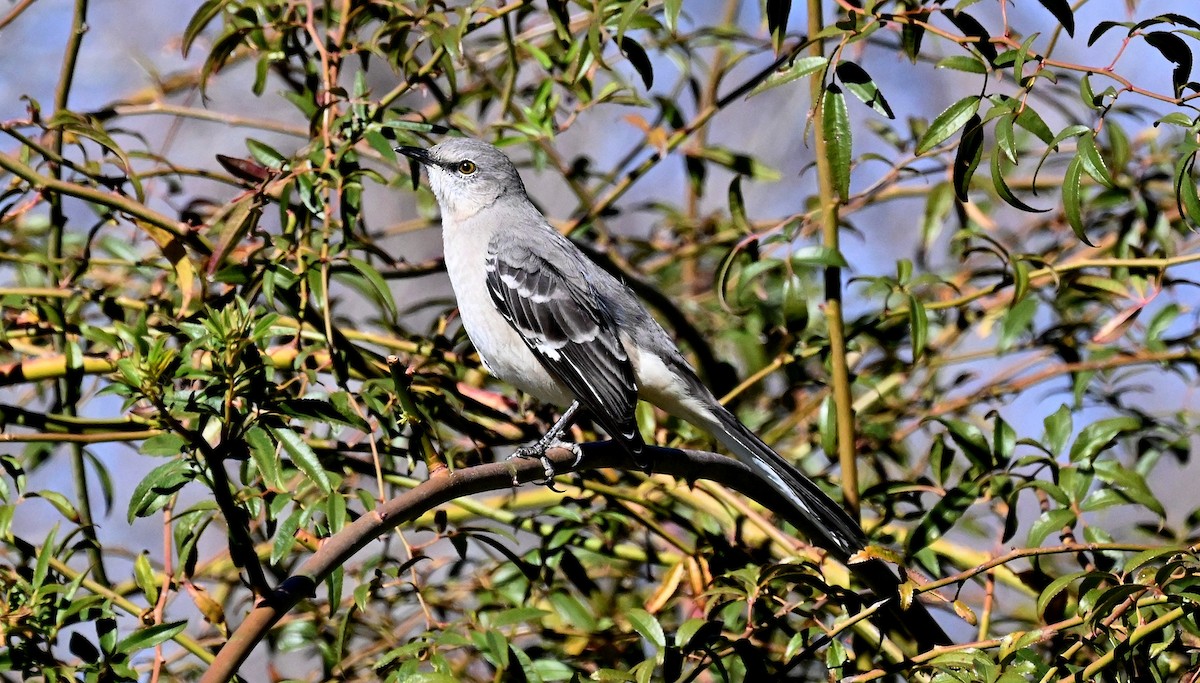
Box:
[511,401,583,482]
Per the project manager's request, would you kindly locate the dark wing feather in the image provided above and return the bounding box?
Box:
[485,243,643,454]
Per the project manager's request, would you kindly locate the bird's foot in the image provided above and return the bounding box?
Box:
[508,438,582,488]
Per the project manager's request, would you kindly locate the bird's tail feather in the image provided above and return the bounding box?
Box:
[709,404,866,560]
[708,403,952,648]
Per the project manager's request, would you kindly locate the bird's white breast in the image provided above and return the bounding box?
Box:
[442,224,574,406]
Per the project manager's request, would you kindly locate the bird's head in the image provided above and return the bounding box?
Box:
[396,138,527,221]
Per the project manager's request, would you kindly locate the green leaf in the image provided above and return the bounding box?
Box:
[1062,155,1090,245]
[937,418,993,471]
[909,481,979,552]
[1089,20,1130,47]
[819,395,836,455]
[1014,104,1055,144]
[1173,150,1200,228]
[790,245,849,268]
[246,139,286,169]
[116,621,187,654]
[134,552,159,605]
[1076,131,1114,188]
[907,294,927,361]
[728,176,749,233]
[549,592,597,632]
[140,433,186,457]
[627,608,666,650]
[271,508,304,565]
[999,296,1037,350]
[1145,31,1193,96]
[1044,404,1072,455]
[1068,416,1140,463]
[936,55,988,73]
[663,0,681,32]
[1036,0,1075,37]
[617,36,654,90]
[1037,571,1087,617]
[128,460,194,523]
[269,426,333,494]
[246,425,283,491]
[822,84,852,201]
[917,95,981,155]
[835,62,895,119]
[953,115,984,201]
[1028,508,1075,547]
[990,147,1047,212]
[766,0,792,53]
[182,0,231,56]
[922,181,955,246]
[748,56,827,97]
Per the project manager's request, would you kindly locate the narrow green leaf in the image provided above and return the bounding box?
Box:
[789,245,849,268]
[1068,416,1140,463]
[952,114,984,201]
[922,182,955,246]
[32,525,56,587]
[1092,459,1166,516]
[907,294,927,361]
[748,56,827,97]
[1076,131,1114,187]
[246,139,286,169]
[1037,571,1088,617]
[728,176,749,233]
[835,61,895,119]
[822,84,852,201]
[128,460,194,523]
[1013,258,1031,304]
[1036,0,1075,37]
[617,36,654,90]
[819,395,836,455]
[627,609,666,650]
[995,113,1017,162]
[182,0,231,56]
[116,621,187,654]
[917,95,981,155]
[1088,20,1129,46]
[1145,31,1193,96]
[1062,155,1090,245]
[936,55,988,73]
[271,508,304,565]
[766,0,792,53]
[269,426,332,494]
[1028,508,1076,547]
[134,552,159,605]
[1173,151,1200,229]
[345,257,398,318]
[663,0,681,32]
[1014,104,1055,144]
[908,481,979,552]
[991,148,1047,212]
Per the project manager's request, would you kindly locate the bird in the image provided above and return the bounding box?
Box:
[396,137,950,648]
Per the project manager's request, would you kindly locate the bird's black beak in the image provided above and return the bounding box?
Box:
[396,146,430,190]
[395,146,431,165]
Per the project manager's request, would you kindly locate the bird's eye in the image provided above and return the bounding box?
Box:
[457,160,477,175]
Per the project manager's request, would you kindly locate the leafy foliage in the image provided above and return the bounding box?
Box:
[1,0,1199,681]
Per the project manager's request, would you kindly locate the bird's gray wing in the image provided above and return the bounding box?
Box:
[485,240,643,454]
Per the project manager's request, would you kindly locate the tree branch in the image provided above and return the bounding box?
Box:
[200,442,841,683]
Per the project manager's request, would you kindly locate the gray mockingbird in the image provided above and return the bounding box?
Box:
[397,138,950,648]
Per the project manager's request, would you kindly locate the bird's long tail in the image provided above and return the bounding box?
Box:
[706,402,952,648]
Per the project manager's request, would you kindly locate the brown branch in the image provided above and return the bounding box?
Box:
[0,151,200,249]
[201,442,865,682]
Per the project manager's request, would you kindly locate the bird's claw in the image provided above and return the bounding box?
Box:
[508,439,582,489]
